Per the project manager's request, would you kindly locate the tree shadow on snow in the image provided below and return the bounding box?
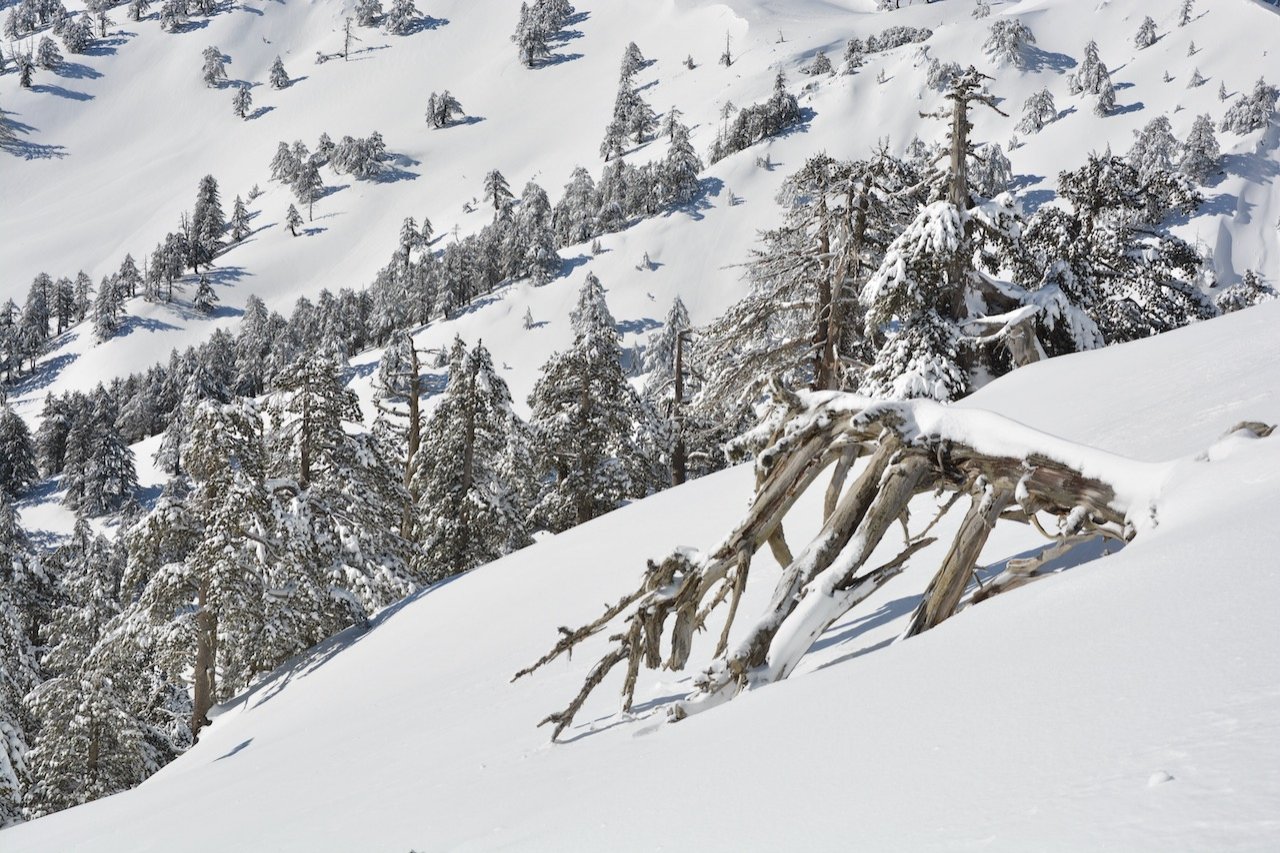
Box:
[616,317,660,335]
[539,51,584,68]
[7,352,77,396]
[30,83,94,101]
[54,61,102,80]
[1110,100,1144,116]
[117,315,182,339]
[1021,46,1076,74]
[0,116,68,160]
[248,105,275,120]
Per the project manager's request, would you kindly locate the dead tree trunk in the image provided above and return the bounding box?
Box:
[515,388,1275,741]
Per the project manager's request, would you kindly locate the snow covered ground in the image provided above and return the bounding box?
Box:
[4,0,1280,847]
[3,0,1278,427]
[6,299,1279,853]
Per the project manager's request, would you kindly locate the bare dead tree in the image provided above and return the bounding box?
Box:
[515,387,1273,740]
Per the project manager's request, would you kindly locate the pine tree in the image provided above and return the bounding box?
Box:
[1017,149,1209,346]
[412,339,531,582]
[200,45,226,87]
[232,84,252,119]
[190,174,225,269]
[0,496,39,826]
[1221,77,1280,135]
[511,2,550,67]
[52,277,75,334]
[371,329,424,537]
[35,35,61,69]
[1067,40,1116,116]
[61,388,138,516]
[230,195,250,241]
[983,17,1035,68]
[383,0,417,35]
[0,407,37,499]
[1179,0,1193,26]
[528,273,651,530]
[92,275,124,341]
[482,169,513,220]
[132,400,271,739]
[1179,113,1220,183]
[1134,16,1158,49]
[193,275,217,314]
[1017,87,1056,134]
[35,395,72,477]
[1128,115,1180,184]
[354,0,381,26]
[268,55,288,89]
[1187,68,1205,89]
[703,151,921,407]
[660,123,703,206]
[285,204,303,236]
[118,254,142,299]
[1215,270,1277,314]
[425,90,464,128]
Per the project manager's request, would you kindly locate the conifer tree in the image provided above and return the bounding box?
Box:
[268,55,289,89]
[190,175,225,269]
[982,17,1035,68]
[0,406,37,499]
[52,277,75,334]
[1017,87,1056,134]
[232,84,252,119]
[1179,0,1193,26]
[35,394,72,477]
[91,276,124,341]
[1179,113,1220,183]
[200,45,226,87]
[1134,16,1158,49]
[285,204,303,236]
[354,0,381,26]
[35,35,61,69]
[230,195,250,241]
[1068,40,1116,117]
[383,0,417,35]
[482,169,513,220]
[661,123,703,206]
[412,339,531,582]
[193,275,217,314]
[0,496,39,826]
[118,254,142,299]
[1128,115,1180,184]
[1221,77,1280,134]
[511,2,551,67]
[61,389,138,516]
[528,273,650,530]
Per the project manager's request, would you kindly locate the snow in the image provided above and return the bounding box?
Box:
[3,0,1280,847]
[4,0,1279,434]
[6,304,1280,853]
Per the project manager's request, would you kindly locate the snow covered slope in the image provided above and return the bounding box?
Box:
[3,0,1278,423]
[6,302,1278,852]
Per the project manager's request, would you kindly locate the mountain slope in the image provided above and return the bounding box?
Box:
[6,301,1279,853]
[3,0,1278,423]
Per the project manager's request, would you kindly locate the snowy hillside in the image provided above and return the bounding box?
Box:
[6,298,1280,853]
[2,0,1280,846]
[2,0,1278,418]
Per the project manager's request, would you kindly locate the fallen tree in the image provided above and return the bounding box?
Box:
[515,385,1273,740]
